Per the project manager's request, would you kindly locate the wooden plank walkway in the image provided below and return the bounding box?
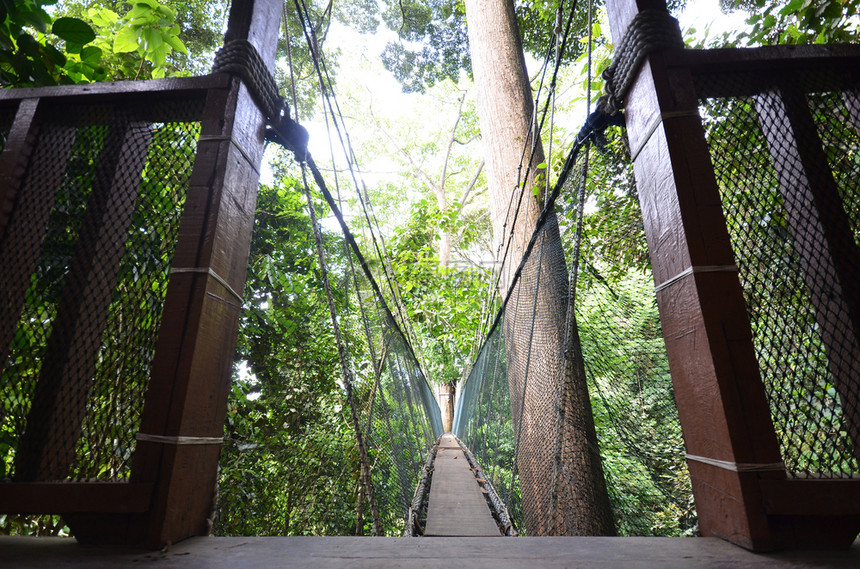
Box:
[3,536,860,569]
[423,434,501,537]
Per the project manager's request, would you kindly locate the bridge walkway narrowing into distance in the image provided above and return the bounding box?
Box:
[423,435,501,537]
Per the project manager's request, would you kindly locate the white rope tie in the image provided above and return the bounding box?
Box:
[685,453,785,473]
[136,433,224,446]
[654,265,739,294]
[171,267,243,303]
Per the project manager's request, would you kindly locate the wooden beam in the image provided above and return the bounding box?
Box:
[0,482,153,514]
[755,83,860,464]
[0,98,39,233]
[126,0,282,548]
[667,45,860,98]
[0,75,228,104]
[14,115,153,481]
[0,101,76,378]
[760,478,860,516]
[605,0,785,551]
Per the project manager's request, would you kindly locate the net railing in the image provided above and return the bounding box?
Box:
[698,69,860,479]
[454,131,694,536]
[1,98,203,483]
[346,237,444,534]
[214,155,443,536]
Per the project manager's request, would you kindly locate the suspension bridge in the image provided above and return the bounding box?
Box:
[1,0,860,565]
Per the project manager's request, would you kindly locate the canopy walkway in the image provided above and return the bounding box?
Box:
[423,435,501,537]
[1,0,860,559]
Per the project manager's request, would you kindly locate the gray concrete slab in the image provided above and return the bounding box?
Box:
[424,434,501,537]
[1,536,859,568]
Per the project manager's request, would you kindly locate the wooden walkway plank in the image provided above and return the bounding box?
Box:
[424,435,501,537]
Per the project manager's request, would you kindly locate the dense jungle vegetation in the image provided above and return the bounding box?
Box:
[1,0,858,537]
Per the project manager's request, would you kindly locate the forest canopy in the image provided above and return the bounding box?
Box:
[2,0,858,538]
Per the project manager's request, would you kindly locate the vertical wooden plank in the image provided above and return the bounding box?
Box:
[0,101,76,375]
[605,0,784,550]
[126,0,282,548]
[14,117,153,481]
[755,85,860,463]
[0,98,37,234]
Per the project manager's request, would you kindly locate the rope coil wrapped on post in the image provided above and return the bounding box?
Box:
[212,38,285,123]
[577,9,683,150]
[598,9,684,115]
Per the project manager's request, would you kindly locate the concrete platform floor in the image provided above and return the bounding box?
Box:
[1,536,859,568]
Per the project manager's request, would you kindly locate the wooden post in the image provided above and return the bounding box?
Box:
[67,0,282,547]
[605,0,785,550]
[755,83,860,463]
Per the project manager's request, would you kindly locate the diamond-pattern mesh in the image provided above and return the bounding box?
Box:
[1,100,202,482]
[345,238,442,534]
[701,72,860,479]
[454,135,693,535]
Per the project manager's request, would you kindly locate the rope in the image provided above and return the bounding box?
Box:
[291,0,417,352]
[299,163,384,536]
[685,454,786,473]
[576,10,682,155]
[598,9,684,115]
[212,38,285,123]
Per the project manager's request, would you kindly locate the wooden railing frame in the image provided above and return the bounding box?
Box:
[608,0,860,551]
[0,0,281,548]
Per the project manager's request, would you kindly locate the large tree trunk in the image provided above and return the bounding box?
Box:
[464,0,615,535]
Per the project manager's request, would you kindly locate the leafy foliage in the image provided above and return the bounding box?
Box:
[387,198,490,385]
[380,0,471,93]
[0,0,98,85]
[723,0,860,45]
[215,164,369,536]
[110,0,188,79]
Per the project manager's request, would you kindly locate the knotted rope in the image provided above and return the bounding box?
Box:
[578,9,684,149]
[212,39,285,123]
[211,38,310,160]
[598,9,684,115]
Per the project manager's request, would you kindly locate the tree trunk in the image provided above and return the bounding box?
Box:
[464,0,615,535]
[440,380,456,432]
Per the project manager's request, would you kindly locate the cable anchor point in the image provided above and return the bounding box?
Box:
[266,102,310,162]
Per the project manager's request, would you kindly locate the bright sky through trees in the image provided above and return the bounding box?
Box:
[276,0,749,233]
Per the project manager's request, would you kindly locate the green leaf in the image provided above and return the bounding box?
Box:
[156,5,175,20]
[113,26,140,53]
[142,27,163,51]
[148,41,170,66]
[779,0,804,15]
[43,43,66,66]
[163,33,187,54]
[128,5,155,21]
[87,7,119,27]
[52,17,96,45]
[80,45,102,64]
